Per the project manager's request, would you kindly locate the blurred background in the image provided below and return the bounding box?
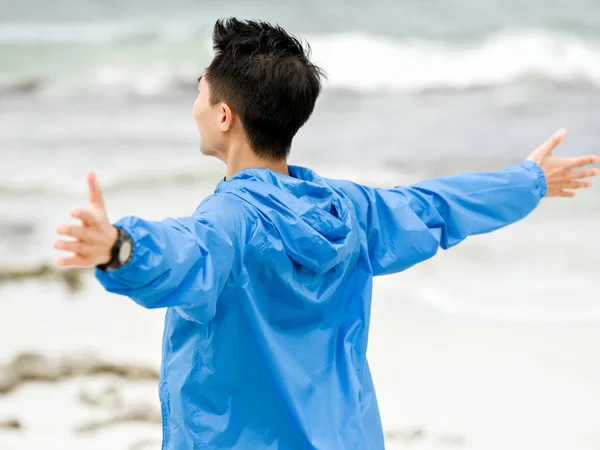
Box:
[1,1,600,449]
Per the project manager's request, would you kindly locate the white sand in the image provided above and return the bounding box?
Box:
[1,275,600,449]
[369,320,600,450]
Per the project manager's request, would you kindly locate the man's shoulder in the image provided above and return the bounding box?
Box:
[192,192,255,221]
[324,177,370,204]
[184,193,256,246]
[324,177,359,191]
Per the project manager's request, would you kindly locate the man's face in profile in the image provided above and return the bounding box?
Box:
[193,74,219,157]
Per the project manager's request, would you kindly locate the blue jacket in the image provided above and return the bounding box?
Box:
[96,162,546,449]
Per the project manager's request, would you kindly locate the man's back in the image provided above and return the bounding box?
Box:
[103,166,383,449]
[95,163,547,449]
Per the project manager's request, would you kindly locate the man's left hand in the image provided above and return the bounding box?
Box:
[527,129,600,197]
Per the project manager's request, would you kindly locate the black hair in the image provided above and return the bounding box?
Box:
[204,18,325,160]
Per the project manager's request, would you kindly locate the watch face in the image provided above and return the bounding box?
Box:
[118,240,133,264]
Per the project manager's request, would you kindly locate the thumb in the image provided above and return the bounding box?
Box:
[528,128,567,163]
[87,169,105,207]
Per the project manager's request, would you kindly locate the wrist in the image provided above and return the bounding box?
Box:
[520,160,548,198]
[98,226,119,266]
[108,224,118,246]
[97,226,134,271]
[109,225,119,246]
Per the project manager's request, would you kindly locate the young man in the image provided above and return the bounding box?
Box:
[54,18,598,450]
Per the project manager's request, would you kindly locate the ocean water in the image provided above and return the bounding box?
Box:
[1,1,600,448]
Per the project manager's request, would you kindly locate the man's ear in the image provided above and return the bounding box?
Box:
[220,103,233,132]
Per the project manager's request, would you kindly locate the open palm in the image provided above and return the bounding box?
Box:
[527,129,600,197]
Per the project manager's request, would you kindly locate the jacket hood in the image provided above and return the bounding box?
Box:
[215,166,354,273]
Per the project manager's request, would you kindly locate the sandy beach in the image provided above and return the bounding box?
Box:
[1,273,599,450]
[371,322,600,450]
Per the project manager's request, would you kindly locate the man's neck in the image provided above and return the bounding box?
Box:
[225,146,289,180]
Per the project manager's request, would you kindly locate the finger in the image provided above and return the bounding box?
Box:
[56,223,94,241]
[87,169,105,207]
[71,207,99,226]
[567,168,600,180]
[535,128,567,158]
[53,239,91,256]
[565,155,600,169]
[547,190,576,198]
[562,181,592,190]
[56,254,92,267]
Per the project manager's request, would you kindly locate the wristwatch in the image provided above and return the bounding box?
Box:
[97,226,134,271]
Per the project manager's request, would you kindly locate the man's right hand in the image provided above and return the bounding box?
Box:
[54,170,118,267]
[527,128,600,198]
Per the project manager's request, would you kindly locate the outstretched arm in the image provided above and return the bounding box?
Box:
[332,129,599,276]
[54,171,235,323]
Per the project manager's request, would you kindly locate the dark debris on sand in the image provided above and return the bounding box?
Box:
[385,427,466,447]
[0,264,86,293]
[0,418,23,431]
[0,352,159,395]
[76,382,161,433]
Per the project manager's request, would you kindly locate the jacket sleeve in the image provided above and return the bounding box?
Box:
[332,160,547,276]
[94,201,237,323]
